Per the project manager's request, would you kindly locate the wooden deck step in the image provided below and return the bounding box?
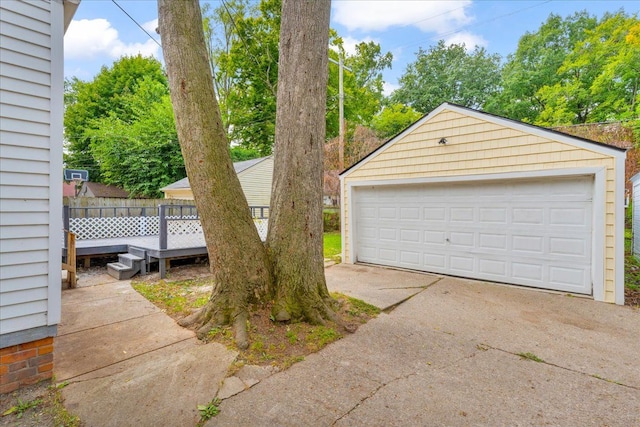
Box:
[107,262,138,280]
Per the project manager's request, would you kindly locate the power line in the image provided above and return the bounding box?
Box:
[111,0,162,48]
[390,0,552,52]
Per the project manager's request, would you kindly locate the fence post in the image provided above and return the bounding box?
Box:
[159,205,167,249]
[63,205,70,231]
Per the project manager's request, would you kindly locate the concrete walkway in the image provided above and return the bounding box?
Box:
[55,274,236,426]
[54,264,640,426]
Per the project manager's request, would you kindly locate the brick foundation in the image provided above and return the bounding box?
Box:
[0,337,54,394]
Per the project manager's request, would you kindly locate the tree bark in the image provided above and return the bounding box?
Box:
[158,0,272,348]
[267,0,334,323]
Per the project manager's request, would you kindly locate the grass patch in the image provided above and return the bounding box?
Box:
[624,227,640,306]
[324,232,341,261]
[133,275,378,371]
[518,352,545,363]
[132,277,212,317]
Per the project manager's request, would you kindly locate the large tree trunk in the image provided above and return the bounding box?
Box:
[267,0,333,323]
[158,0,271,348]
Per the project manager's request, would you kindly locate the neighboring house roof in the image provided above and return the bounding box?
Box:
[161,156,271,191]
[79,182,130,198]
[341,102,627,176]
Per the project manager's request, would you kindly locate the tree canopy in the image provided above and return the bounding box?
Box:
[64,55,169,183]
[391,40,502,113]
[203,0,393,154]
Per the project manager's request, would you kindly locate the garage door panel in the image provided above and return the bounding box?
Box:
[512,208,544,224]
[424,253,446,268]
[450,207,474,222]
[550,208,588,226]
[450,231,474,247]
[400,207,420,220]
[424,230,446,244]
[400,229,420,243]
[479,208,507,223]
[549,237,588,256]
[512,262,544,282]
[354,176,593,294]
[379,228,397,241]
[478,233,507,250]
[450,255,474,272]
[479,259,507,276]
[549,266,588,289]
[512,235,544,253]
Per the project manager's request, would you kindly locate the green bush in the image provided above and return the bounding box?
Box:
[323,211,340,232]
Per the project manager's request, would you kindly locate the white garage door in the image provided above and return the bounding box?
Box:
[354,176,593,294]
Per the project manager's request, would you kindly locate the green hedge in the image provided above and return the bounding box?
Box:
[323,211,340,232]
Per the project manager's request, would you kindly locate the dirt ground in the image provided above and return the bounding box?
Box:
[0,381,79,427]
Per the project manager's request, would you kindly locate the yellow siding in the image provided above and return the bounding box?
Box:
[237,157,273,206]
[163,157,273,206]
[342,108,620,302]
[163,189,194,200]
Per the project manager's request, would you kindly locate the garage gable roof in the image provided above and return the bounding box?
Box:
[341,102,626,177]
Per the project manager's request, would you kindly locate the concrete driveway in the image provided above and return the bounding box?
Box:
[209,263,640,426]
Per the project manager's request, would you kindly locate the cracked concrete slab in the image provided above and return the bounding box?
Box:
[325,263,440,310]
[54,278,238,427]
[208,265,640,427]
[62,338,235,427]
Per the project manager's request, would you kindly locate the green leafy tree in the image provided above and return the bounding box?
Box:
[370,103,422,139]
[84,77,184,197]
[536,11,640,126]
[485,12,597,122]
[391,40,501,113]
[64,55,169,181]
[326,36,393,138]
[205,0,392,153]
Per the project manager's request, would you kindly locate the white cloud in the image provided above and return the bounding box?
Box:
[64,18,160,60]
[341,36,378,55]
[382,81,399,97]
[142,19,159,35]
[332,1,473,33]
[444,31,488,50]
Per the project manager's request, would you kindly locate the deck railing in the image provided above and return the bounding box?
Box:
[64,204,270,248]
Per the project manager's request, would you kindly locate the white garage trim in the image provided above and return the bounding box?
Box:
[344,167,607,300]
[614,155,626,305]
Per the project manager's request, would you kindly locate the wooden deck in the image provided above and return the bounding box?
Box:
[71,234,208,278]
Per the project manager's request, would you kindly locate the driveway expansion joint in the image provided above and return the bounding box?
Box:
[58,337,195,383]
[57,311,166,337]
[382,278,444,313]
[486,344,640,391]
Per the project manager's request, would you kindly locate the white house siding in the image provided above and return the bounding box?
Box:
[237,157,273,206]
[633,174,640,259]
[0,0,64,345]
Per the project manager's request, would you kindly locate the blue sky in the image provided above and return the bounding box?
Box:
[65,0,639,94]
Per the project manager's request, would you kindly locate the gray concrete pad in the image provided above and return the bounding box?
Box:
[62,338,235,427]
[209,264,640,427]
[400,276,640,389]
[326,263,440,310]
[59,283,158,334]
[54,277,238,426]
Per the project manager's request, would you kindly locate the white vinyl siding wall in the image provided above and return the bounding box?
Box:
[0,0,63,337]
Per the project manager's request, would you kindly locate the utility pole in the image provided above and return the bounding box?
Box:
[329,53,351,171]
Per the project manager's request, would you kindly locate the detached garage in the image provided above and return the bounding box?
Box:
[340,103,626,304]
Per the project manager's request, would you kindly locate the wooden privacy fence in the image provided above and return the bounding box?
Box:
[63,197,193,217]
